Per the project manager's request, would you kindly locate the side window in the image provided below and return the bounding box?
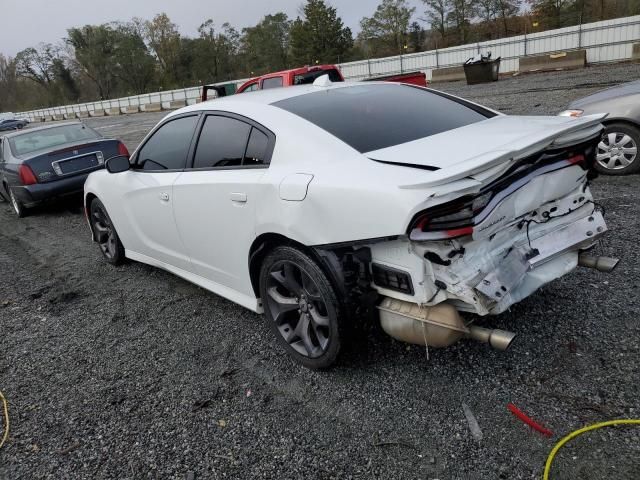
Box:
[262,77,284,90]
[193,116,251,168]
[136,115,198,170]
[244,128,269,166]
[243,83,259,92]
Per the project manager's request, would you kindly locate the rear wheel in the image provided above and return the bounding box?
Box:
[595,123,640,175]
[8,188,27,218]
[89,198,125,265]
[259,246,343,369]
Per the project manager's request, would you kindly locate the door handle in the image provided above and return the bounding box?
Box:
[230,192,247,203]
[160,192,170,202]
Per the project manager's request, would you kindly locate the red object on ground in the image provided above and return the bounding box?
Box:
[507,403,554,437]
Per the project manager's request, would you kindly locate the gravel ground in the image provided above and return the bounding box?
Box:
[1,62,639,480]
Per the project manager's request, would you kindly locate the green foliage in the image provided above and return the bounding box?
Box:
[241,13,291,74]
[360,0,415,55]
[290,0,353,65]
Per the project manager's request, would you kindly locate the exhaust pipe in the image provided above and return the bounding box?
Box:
[467,326,517,351]
[578,253,619,273]
[378,297,516,351]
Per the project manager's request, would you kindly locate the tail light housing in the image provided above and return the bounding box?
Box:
[408,151,591,241]
[117,142,130,157]
[18,164,38,185]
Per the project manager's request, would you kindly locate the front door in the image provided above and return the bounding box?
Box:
[121,114,200,271]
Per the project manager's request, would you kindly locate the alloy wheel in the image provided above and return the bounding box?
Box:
[597,132,638,170]
[92,204,117,260]
[264,260,331,358]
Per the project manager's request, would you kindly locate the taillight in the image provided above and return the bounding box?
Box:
[18,164,38,185]
[117,142,130,157]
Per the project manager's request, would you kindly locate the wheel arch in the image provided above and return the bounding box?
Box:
[248,233,347,302]
[600,117,640,129]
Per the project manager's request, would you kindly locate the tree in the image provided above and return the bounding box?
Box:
[423,0,450,40]
[527,0,573,28]
[112,22,157,94]
[67,25,118,99]
[360,0,416,55]
[290,0,353,65]
[0,55,18,111]
[495,0,521,35]
[408,21,425,52]
[193,20,241,83]
[14,44,59,88]
[144,13,181,84]
[447,0,478,43]
[241,13,291,74]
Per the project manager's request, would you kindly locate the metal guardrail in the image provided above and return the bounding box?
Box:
[15,15,640,121]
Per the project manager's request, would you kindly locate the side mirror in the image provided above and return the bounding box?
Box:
[105,155,130,174]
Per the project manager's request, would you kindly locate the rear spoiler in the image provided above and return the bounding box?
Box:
[399,114,607,189]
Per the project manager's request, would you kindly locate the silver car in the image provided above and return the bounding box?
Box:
[560,80,640,175]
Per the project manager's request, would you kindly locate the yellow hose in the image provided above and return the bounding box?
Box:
[0,390,8,449]
[543,419,640,479]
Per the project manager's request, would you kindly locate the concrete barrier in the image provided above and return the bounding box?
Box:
[141,103,162,112]
[120,105,139,114]
[519,49,586,73]
[169,100,186,109]
[105,108,121,116]
[75,111,89,119]
[89,110,105,117]
[633,43,640,61]
[431,65,466,83]
[51,115,63,121]
[63,113,72,120]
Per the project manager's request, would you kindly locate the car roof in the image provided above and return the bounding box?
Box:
[0,121,84,139]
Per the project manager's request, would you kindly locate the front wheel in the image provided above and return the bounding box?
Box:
[259,246,344,369]
[595,123,640,175]
[89,198,125,265]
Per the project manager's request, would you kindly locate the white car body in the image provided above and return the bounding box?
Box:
[85,81,612,364]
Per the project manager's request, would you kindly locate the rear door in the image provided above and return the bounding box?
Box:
[172,112,274,299]
[117,114,200,271]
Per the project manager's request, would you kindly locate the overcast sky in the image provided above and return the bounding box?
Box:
[1,0,426,57]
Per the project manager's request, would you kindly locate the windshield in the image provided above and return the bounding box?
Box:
[273,84,493,153]
[9,124,101,156]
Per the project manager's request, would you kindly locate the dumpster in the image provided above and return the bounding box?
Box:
[463,53,501,85]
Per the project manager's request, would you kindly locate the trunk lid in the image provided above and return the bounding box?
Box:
[24,139,119,183]
[366,114,606,188]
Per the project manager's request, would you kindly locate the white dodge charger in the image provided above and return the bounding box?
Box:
[84,79,616,369]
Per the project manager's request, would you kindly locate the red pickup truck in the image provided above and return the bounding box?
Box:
[201,65,427,101]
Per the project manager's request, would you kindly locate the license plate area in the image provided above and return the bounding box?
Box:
[475,212,607,301]
[53,151,104,176]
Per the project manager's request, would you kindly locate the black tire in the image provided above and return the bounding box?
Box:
[259,245,344,369]
[8,187,27,218]
[89,198,125,265]
[16,124,23,130]
[594,122,640,175]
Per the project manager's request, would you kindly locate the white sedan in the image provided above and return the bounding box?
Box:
[84,79,616,369]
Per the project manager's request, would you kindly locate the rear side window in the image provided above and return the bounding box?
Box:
[262,77,284,90]
[273,84,492,153]
[137,115,198,170]
[193,116,251,168]
[244,128,269,166]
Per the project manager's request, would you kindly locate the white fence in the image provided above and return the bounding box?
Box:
[17,15,640,122]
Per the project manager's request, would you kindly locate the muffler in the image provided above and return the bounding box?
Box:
[578,253,619,273]
[378,297,516,351]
